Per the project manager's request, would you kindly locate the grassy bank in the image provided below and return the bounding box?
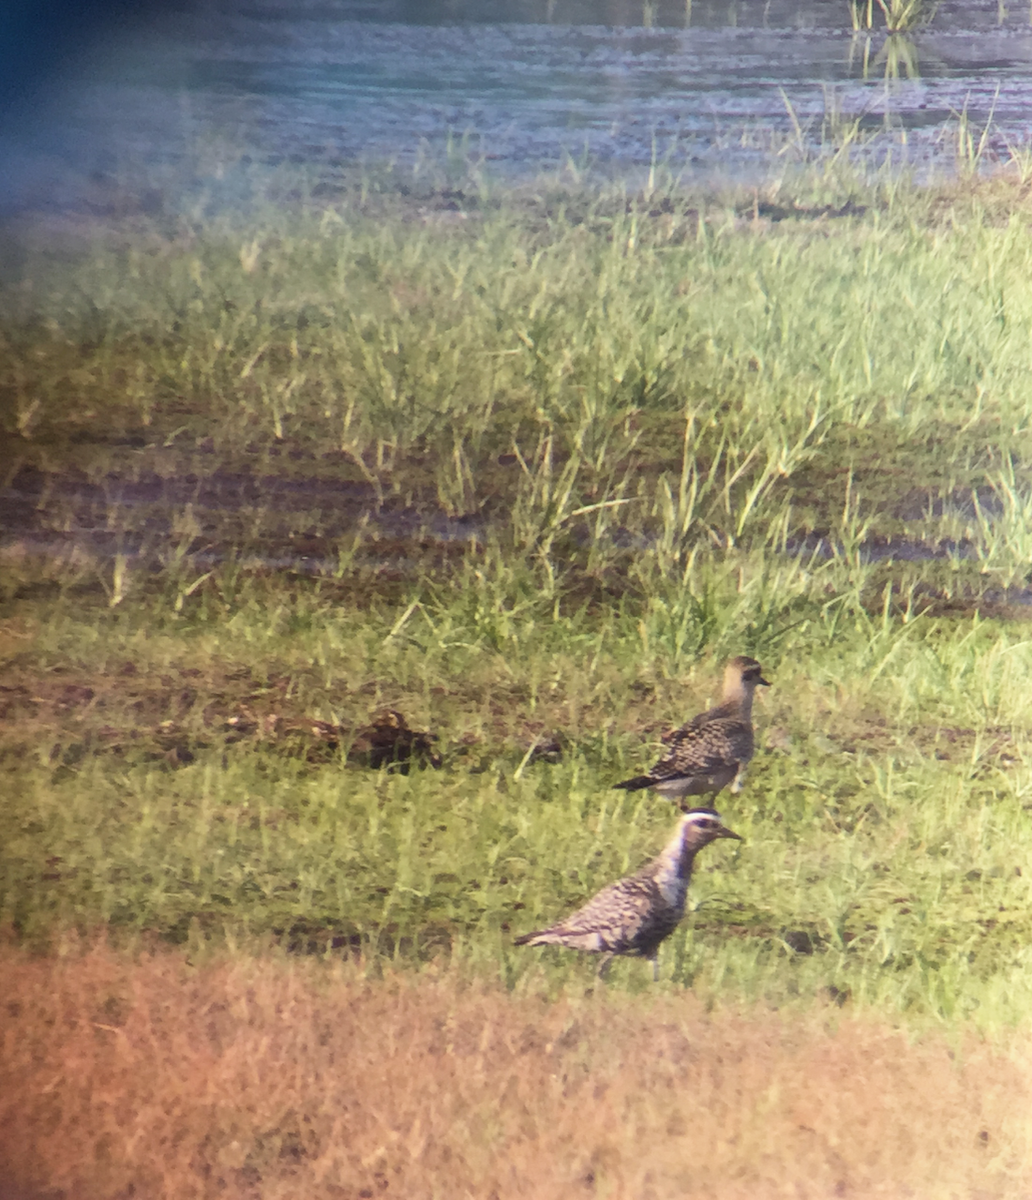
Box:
[4,157,1032,1028]
[6,150,1032,1196]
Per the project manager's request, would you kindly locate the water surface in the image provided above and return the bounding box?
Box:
[4,0,1032,213]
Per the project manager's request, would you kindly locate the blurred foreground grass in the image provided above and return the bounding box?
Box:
[4,155,1032,1029]
[3,943,1030,1200]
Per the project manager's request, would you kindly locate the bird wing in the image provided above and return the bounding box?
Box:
[648,720,748,780]
[546,876,657,941]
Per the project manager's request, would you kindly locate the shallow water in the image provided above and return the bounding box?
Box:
[4,0,1032,213]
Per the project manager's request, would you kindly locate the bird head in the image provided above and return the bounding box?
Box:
[726,655,771,691]
[679,807,743,844]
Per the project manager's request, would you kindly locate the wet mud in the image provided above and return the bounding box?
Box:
[0,650,574,780]
[1,458,485,586]
[5,453,1032,621]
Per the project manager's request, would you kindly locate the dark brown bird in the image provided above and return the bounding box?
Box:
[514,807,742,980]
[348,708,440,771]
[615,656,770,804]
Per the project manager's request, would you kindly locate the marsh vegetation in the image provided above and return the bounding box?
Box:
[4,150,1032,1195]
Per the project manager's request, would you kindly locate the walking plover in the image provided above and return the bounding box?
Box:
[615,655,769,805]
[514,807,742,979]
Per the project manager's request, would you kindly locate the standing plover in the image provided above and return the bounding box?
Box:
[514,807,742,979]
[615,655,769,804]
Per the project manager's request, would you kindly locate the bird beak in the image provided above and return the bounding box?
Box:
[758,676,771,687]
[717,825,743,841]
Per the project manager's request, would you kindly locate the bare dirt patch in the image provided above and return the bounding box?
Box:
[0,659,446,771]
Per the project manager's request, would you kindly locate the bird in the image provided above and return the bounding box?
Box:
[614,655,770,805]
[514,807,742,980]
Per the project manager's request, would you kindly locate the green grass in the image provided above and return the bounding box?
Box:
[5,161,1032,593]
[5,153,1032,1027]
[6,563,1032,1025]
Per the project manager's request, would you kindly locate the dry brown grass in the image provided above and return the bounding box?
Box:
[1,943,1029,1200]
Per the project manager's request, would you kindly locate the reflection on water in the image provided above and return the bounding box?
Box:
[875,32,921,78]
[1,0,1032,213]
[286,0,1024,28]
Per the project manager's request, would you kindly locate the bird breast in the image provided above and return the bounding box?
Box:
[655,873,689,911]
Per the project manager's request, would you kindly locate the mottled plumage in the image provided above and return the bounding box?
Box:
[514,808,742,979]
[615,656,770,804]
